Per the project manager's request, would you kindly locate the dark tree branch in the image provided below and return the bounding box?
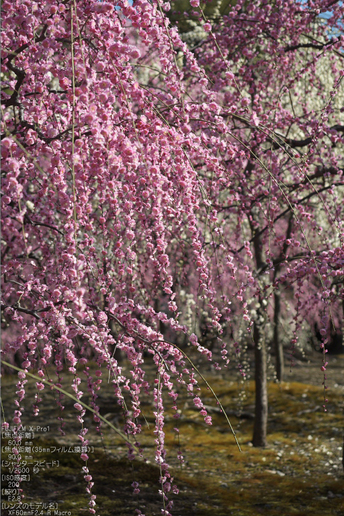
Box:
[1,303,39,320]
[15,121,72,144]
[24,215,64,236]
[3,62,26,108]
[2,25,48,66]
[270,125,344,149]
[234,183,344,256]
[285,40,334,52]
[2,26,48,108]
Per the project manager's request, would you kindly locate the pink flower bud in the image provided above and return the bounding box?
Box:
[204,416,212,425]
[36,383,45,391]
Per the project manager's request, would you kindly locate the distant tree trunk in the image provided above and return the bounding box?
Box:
[252,304,268,447]
[272,213,292,381]
[342,299,344,472]
[342,297,344,351]
[249,210,268,448]
[273,290,284,382]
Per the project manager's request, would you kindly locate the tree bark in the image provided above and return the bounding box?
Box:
[342,299,344,471]
[252,307,268,447]
[248,209,268,448]
[273,290,284,382]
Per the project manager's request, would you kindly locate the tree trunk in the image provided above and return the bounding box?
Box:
[272,213,292,381]
[252,307,268,447]
[342,299,344,471]
[273,291,284,382]
[248,210,268,447]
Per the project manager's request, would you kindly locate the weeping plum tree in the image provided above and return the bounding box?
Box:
[1,0,344,512]
[184,0,344,444]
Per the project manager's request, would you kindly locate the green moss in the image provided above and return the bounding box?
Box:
[1,368,343,515]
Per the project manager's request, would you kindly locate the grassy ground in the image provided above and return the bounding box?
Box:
[1,353,343,515]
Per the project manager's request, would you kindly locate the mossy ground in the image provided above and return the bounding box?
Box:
[1,354,343,515]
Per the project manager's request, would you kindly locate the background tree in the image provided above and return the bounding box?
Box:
[187,0,344,443]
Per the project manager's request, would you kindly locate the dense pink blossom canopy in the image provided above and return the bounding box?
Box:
[1,1,343,513]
